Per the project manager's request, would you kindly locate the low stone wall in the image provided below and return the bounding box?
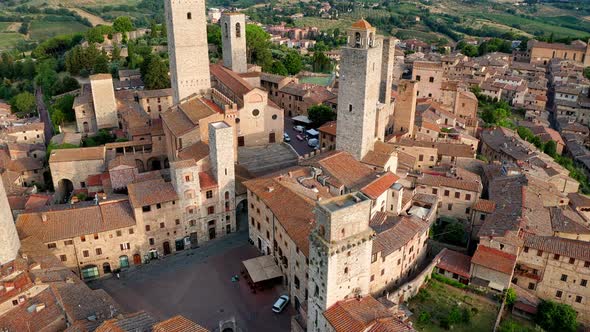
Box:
[385,251,443,304]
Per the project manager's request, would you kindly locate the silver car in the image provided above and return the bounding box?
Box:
[272,295,290,313]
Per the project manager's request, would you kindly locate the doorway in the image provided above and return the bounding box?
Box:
[133,254,141,265]
[269,132,276,143]
[175,239,185,251]
[238,136,245,146]
[119,255,129,269]
[190,232,198,248]
[103,262,111,274]
[209,228,216,240]
[163,241,171,255]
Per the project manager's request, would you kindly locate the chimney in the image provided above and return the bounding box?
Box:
[267,186,274,193]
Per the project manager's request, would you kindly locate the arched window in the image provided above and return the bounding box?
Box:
[344,267,348,274]
[225,191,230,200]
[318,225,326,237]
[236,22,241,38]
[187,12,192,20]
[369,33,373,47]
[224,22,229,37]
[355,32,361,47]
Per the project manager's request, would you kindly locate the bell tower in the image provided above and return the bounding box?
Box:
[336,20,383,161]
[221,12,247,73]
[0,175,20,265]
[307,192,374,332]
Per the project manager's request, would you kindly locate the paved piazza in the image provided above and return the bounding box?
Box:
[89,223,294,332]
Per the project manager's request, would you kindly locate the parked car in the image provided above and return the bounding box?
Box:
[293,125,305,133]
[283,133,291,142]
[296,134,304,141]
[307,138,319,148]
[272,295,290,313]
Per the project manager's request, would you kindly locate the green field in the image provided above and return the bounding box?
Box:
[408,279,499,332]
[29,21,90,40]
[293,17,355,31]
[299,75,334,86]
[0,22,11,32]
[0,33,24,50]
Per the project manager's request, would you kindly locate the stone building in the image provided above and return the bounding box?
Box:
[73,75,118,135]
[318,121,336,151]
[335,20,382,161]
[528,40,590,66]
[412,61,444,100]
[221,12,247,74]
[0,175,20,265]
[136,88,174,120]
[165,0,211,103]
[49,146,106,202]
[2,121,45,145]
[393,80,417,136]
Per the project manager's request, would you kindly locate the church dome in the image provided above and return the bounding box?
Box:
[351,19,372,29]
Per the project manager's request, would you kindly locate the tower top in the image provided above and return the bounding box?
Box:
[351,19,374,31]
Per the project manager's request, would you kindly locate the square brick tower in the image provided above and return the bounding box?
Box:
[208,122,236,233]
[165,0,211,104]
[0,175,20,265]
[221,12,247,74]
[307,193,374,332]
[335,20,382,161]
[90,74,118,130]
[393,80,417,136]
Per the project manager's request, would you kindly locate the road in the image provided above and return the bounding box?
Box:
[36,87,53,144]
[283,117,315,156]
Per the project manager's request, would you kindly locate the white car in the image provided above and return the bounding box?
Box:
[293,125,305,133]
[307,138,319,148]
[283,133,291,142]
[272,295,290,313]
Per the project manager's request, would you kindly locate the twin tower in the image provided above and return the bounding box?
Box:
[165,0,246,104]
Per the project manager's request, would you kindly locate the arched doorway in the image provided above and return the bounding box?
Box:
[81,265,99,280]
[119,255,129,269]
[236,198,248,231]
[163,158,169,169]
[163,241,171,255]
[135,159,145,173]
[57,178,74,203]
[103,262,111,274]
[147,157,161,171]
[83,121,89,133]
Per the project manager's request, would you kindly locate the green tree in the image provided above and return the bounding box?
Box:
[207,24,222,47]
[143,55,170,90]
[584,67,590,80]
[51,109,66,128]
[93,53,110,74]
[505,288,517,308]
[113,16,134,33]
[308,104,335,127]
[35,60,58,95]
[269,61,288,76]
[311,51,332,73]
[112,45,121,62]
[543,140,557,157]
[535,300,577,332]
[246,24,272,67]
[10,92,36,116]
[517,126,535,141]
[284,51,303,75]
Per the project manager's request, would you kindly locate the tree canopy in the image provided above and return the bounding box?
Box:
[113,16,134,33]
[10,91,36,116]
[142,55,170,90]
[535,300,577,332]
[308,104,335,127]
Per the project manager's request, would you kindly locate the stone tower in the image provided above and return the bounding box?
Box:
[335,20,382,161]
[307,192,374,332]
[379,37,398,105]
[208,121,236,232]
[0,174,20,265]
[165,0,211,104]
[90,74,118,130]
[221,12,247,74]
[393,80,417,136]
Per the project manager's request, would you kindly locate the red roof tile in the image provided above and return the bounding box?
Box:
[436,248,471,278]
[472,199,496,213]
[199,171,218,190]
[361,172,399,200]
[471,245,516,275]
[324,296,410,332]
[152,316,209,332]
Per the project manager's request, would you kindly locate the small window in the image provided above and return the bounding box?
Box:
[145,225,151,231]
[142,206,151,212]
[64,240,73,246]
[348,104,352,112]
[187,12,192,20]
[236,22,241,37]
[344,267,348,274]
[429,77,434,83]
[272,114,277,120]
[528,282,535,290]
[569,257,575,264]
[581,279,587,287]
[432,188,438,195]
[561,274,568,282]
[537,250,543,257]
[444,190,450,197]
[156,203,161,209]
[208,206,214,215]
[47,243,57,249]
[416,75,421,81]
[60,255,67,262]
[116,230,122,237]
[524,247,529,253]
[129,228,134,234]
[149,238,155,245]
[94,234,99,240]
[83,250,89,258]
[556,290,563,298]
[81,235,86,242]
[160,222,165,228]
[576,296,583,303]
[96,248,102,255]
[554,254,560,260]
[252,109,260,116]
[585,261,590,268]
[455,192,460,199]
[206,190,213,199]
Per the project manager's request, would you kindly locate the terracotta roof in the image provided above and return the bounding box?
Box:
[127,179,178,208]
[136,88,173,99]
[304,151,376,190]
[416,173,481,192]
[524,234,590,261]
[351,19,372,29]
[472,199,496,213]
[25,194,51,211]
[436,248,471,278]
[210,63,253,97]
[49,147,105,163]
[324,296,411,332]
[549,207,590,234]
[244,176,315,256]
[16,200,136,242]
[471,245,516,275]
[371,215,429,257]
[178,142,210,162]
[435,143,475,158]
[199,171,217,190]
[361,172,399,200]
[152,316,209,332]
[568,192,590,208]
[161,96,218,137]
[0,287,66,332]
[318,121,337,136]
[95,311,157,332]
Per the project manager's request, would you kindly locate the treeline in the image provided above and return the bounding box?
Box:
[13,6,92,27]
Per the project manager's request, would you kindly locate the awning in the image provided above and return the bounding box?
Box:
[292,115,312,124]
[242,255,283,283]
[306,129,319,136]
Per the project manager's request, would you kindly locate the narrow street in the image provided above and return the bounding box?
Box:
[35,87,53,144]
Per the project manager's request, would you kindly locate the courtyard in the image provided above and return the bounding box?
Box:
[89,224,294,332]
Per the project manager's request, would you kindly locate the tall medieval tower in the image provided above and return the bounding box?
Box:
[307,193,374,332]
[379,37,398,106]
[393,80,417,136]
[165,0,211,104]
[221,13,247,74]
[209,122,237,233]
[0,174,20,265]
[335,20,382,161]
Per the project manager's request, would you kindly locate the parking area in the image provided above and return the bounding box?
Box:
[89,227,294,331]
[283,117,315,156]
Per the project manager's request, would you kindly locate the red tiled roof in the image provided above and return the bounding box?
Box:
[324,296,410,332]
[86,174,103,187]
[210,63,253,97]
[416,173,481,193]
[524,234,590,262]
[362,172,399,200]
[351,19,372,29]
[472,199,496,213]
[152,315,209,332]
[127,179,178,208]
[199,171,218,190]
[318,121,337,136]
[471,245,516,275]
[436,248,471,278]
